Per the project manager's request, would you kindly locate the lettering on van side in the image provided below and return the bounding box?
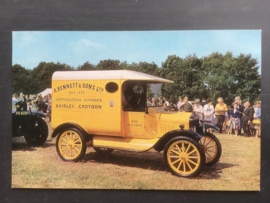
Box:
[78,105,102,109]
[56,104,75,108]
[128,120,142,127]
[127,123,142,127]
[54,83,104,93]
[55,98,102,102]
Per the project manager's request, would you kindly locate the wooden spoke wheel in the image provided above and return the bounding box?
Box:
[164,136,205,177]
[199,132,222,166]
[56,128,86,162]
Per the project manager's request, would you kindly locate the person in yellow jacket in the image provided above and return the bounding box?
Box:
[215,97,228,133]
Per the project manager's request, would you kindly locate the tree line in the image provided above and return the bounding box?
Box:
[12,51,261,105]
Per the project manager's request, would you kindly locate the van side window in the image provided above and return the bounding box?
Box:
[105,82,119,93]
[122,81,146,112]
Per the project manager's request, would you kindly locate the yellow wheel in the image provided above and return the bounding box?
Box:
[199,132,222,166]
[164,136,205,177]
[56,128,86,161]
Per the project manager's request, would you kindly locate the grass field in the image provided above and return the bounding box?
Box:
[12,123,260,190]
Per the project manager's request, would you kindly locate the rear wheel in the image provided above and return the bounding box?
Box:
[56,128,86,162]
[24,118,48,146]
[164,136,205,177]
[199,132,222,166]
[93,147,114,154]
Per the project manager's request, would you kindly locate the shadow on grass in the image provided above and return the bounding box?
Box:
[82,150,238,179]
[83,150,167,172]
[12,142,55,151]
[198,163,239,179]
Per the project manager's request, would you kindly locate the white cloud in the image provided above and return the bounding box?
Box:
[13,31,40,47]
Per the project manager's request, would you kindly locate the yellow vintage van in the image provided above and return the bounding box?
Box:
[51,70,221,177]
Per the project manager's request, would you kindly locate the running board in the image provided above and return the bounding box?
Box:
[92,136,159,152]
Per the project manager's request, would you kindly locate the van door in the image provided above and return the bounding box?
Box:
[124,111,144,138]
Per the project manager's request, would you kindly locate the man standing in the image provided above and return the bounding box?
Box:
[233,96,244,135]
[35,95,44,112]
[163,97,169,107]
[184,96,192,105]
[179,98,193,112]
[19,92,26,102]
[241,101,254,137]
[12,94,18,104]
[12,94,19,113]
[151,98,156,106]
[176,96,184,111]
[215,97,228,134]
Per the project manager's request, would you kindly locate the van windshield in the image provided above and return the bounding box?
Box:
[146,83,163,107]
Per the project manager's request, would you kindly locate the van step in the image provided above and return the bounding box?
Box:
[92,136,159,152]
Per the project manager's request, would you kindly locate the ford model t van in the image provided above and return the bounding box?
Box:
[51,70,221,177]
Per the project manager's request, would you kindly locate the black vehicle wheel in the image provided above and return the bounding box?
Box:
[56,128,86,162]
[199,132,222,166]
[24,118,48,146]
[164,136,205,177]
[93,147,114,154]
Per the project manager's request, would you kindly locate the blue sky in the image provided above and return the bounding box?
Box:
[12,30,261,73]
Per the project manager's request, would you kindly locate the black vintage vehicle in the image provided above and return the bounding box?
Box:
[12,101,48,146]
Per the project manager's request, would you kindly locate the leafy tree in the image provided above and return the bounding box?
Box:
[12,52,261,105]
[30,62,74,93]
[77,61,95,70]
[201,52,261,105]
[12,64,32,94]
[135,62,160,76]
[96,59,121,70]
[160,54,206,104]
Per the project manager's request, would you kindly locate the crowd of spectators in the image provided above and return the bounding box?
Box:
[12,92,52,122]
[149,95,261,138]
[13,91,261,138]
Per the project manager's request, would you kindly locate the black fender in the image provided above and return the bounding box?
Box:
[51,123,90,141]
[197,123,220,134]
[153,129,203,152]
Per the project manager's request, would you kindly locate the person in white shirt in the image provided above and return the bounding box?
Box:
[203,99,215,133]
[163,97,169,107]
[12,94,18,104]
[151,98,156,106]
[177,96,184,111]
[12,94,19,113]
[19,92,24,102]
[193,99,204,121]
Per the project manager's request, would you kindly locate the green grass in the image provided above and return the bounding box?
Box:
[12,124,260,190]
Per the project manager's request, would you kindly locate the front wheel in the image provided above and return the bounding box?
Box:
[56,128,86,162]
[164,136,205,177]
[24,118,48,146]
[199,132,222,166]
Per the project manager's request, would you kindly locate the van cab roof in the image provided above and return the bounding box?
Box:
[52,70,173,83]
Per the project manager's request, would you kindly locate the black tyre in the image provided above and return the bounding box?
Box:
[199,132,222,166]
[93,147,114,154]
[164,136,205,177]
[56,128,86,162]
[24,118,48,146]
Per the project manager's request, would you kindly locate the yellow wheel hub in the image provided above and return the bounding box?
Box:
[199,136,218,163]
[167,141,201,175]
[58,130,83,160]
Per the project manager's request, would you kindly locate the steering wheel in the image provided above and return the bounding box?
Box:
[124,94,144,111]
